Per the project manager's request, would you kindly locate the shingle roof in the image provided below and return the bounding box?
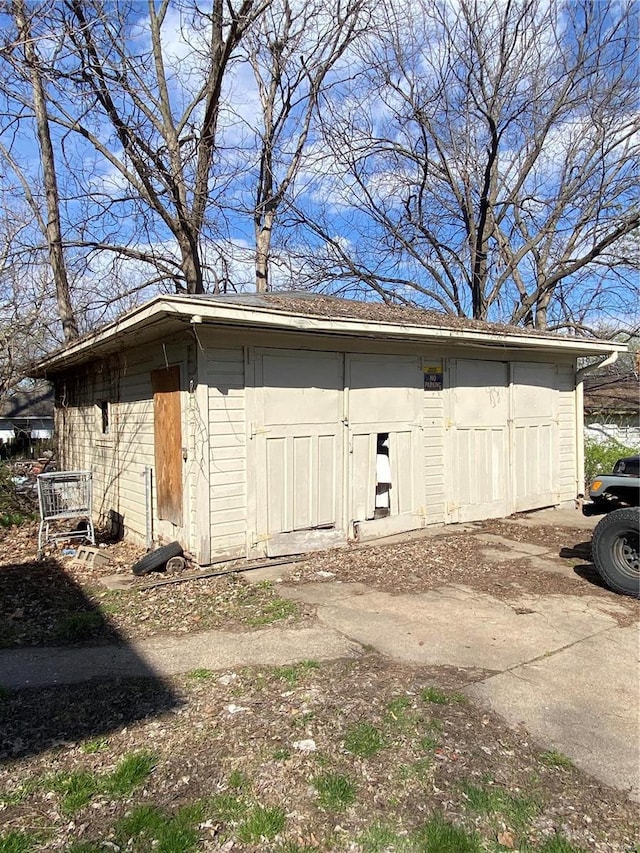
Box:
[0,385,54,419]
[189,292,574,340]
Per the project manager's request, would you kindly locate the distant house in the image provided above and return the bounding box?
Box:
[584,374,640,447]
[0,384,55,449]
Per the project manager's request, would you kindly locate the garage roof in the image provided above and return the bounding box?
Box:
[31,292,627,374]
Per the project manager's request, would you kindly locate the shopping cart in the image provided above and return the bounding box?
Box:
[37,471,96,558]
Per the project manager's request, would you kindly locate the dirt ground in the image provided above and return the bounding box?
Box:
[0,521,638,852]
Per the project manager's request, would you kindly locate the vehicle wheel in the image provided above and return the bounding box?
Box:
[591,507,640,598]
[132,541,183,576]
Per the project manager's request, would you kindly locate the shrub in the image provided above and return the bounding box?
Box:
[0,464,37,527]
[584,437,638,484]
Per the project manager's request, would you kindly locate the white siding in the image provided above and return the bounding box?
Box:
[56,344,194,549]
[207,348,247,558]
[114,369,154,539]
[423,386,445,524]
[558,364,577,502]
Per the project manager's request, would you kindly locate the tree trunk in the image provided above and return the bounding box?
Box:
[177,231,204,294]
[255,210,274,293]
[13,0,78,342]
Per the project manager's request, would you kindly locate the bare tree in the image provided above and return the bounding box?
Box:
[10,0,79,341]
[242,0,370,291]
[304,0,639,330]
[0,204,59,397]
[2,0,271,298]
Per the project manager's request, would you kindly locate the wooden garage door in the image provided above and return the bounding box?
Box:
[512,362,559,511]
[449,359,509,522]
[253,350,345,557]
[347,355,425,538]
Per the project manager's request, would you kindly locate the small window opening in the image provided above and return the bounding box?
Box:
[99,401,110,435]
[375,433,391,518]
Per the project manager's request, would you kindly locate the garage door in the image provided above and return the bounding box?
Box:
[347,355,425,538]
[512,362,559,511]
[448,359,509,522]
[253,350,345,556]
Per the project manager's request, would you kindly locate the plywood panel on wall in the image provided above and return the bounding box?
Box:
[151,366,183,526]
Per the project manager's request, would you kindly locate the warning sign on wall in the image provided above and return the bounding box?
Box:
[423,362,443,391]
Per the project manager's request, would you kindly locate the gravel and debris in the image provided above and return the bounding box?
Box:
[0,658,638,851]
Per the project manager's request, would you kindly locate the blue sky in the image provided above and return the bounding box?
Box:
[0,0,637,338]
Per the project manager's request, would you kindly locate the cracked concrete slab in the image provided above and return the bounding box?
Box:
[468,623,640,802]
[281,583,627,671]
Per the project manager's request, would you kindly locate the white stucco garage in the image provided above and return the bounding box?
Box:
[32,293,625,564]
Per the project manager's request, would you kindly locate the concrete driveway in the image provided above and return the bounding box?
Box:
[279,509,640,802]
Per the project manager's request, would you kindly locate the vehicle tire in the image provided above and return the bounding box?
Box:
[132,541,183,576]
[591,507,640,598]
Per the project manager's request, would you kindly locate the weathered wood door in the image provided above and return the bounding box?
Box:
[347,355,425,538]
[253,350,345,557]
[151,366,183,526]
[512,362,559,511]
[448,359,509,522]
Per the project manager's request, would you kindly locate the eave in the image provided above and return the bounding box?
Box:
[29,295,628,376]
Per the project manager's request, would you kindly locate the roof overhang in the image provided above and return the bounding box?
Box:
[30,295,628,376]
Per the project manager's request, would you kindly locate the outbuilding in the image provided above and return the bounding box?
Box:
[33,293,625,564]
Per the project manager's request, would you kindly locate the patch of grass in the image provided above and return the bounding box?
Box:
[344,721,386,758]
[0,832,38,853]
[209,791,247,823]
[539,750,574,768]
[359,822,410,852]
[228,769,251,791]
[0,778,42,806]
[412,813,482,852]
[49,770,99,814]
[461,781,540,829]
[273,660,320,685]
[421,686,465,705]
[186,667,215,681]
[275,843,318,853]
[81,737,109,754]
[248,597,298,626]
[104,750,157,796]
[385,695,416,728]
[97,595,122,615]
[65,844,105,853]
[54,611,104,642]
[419,734,440,751]
[272,747,291,761]
[237,804,287,842]
[44,750,156,814]
[0,512,34,528]
[114,802,204,852]
[0,686,11,701]
[312,771,356,811]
